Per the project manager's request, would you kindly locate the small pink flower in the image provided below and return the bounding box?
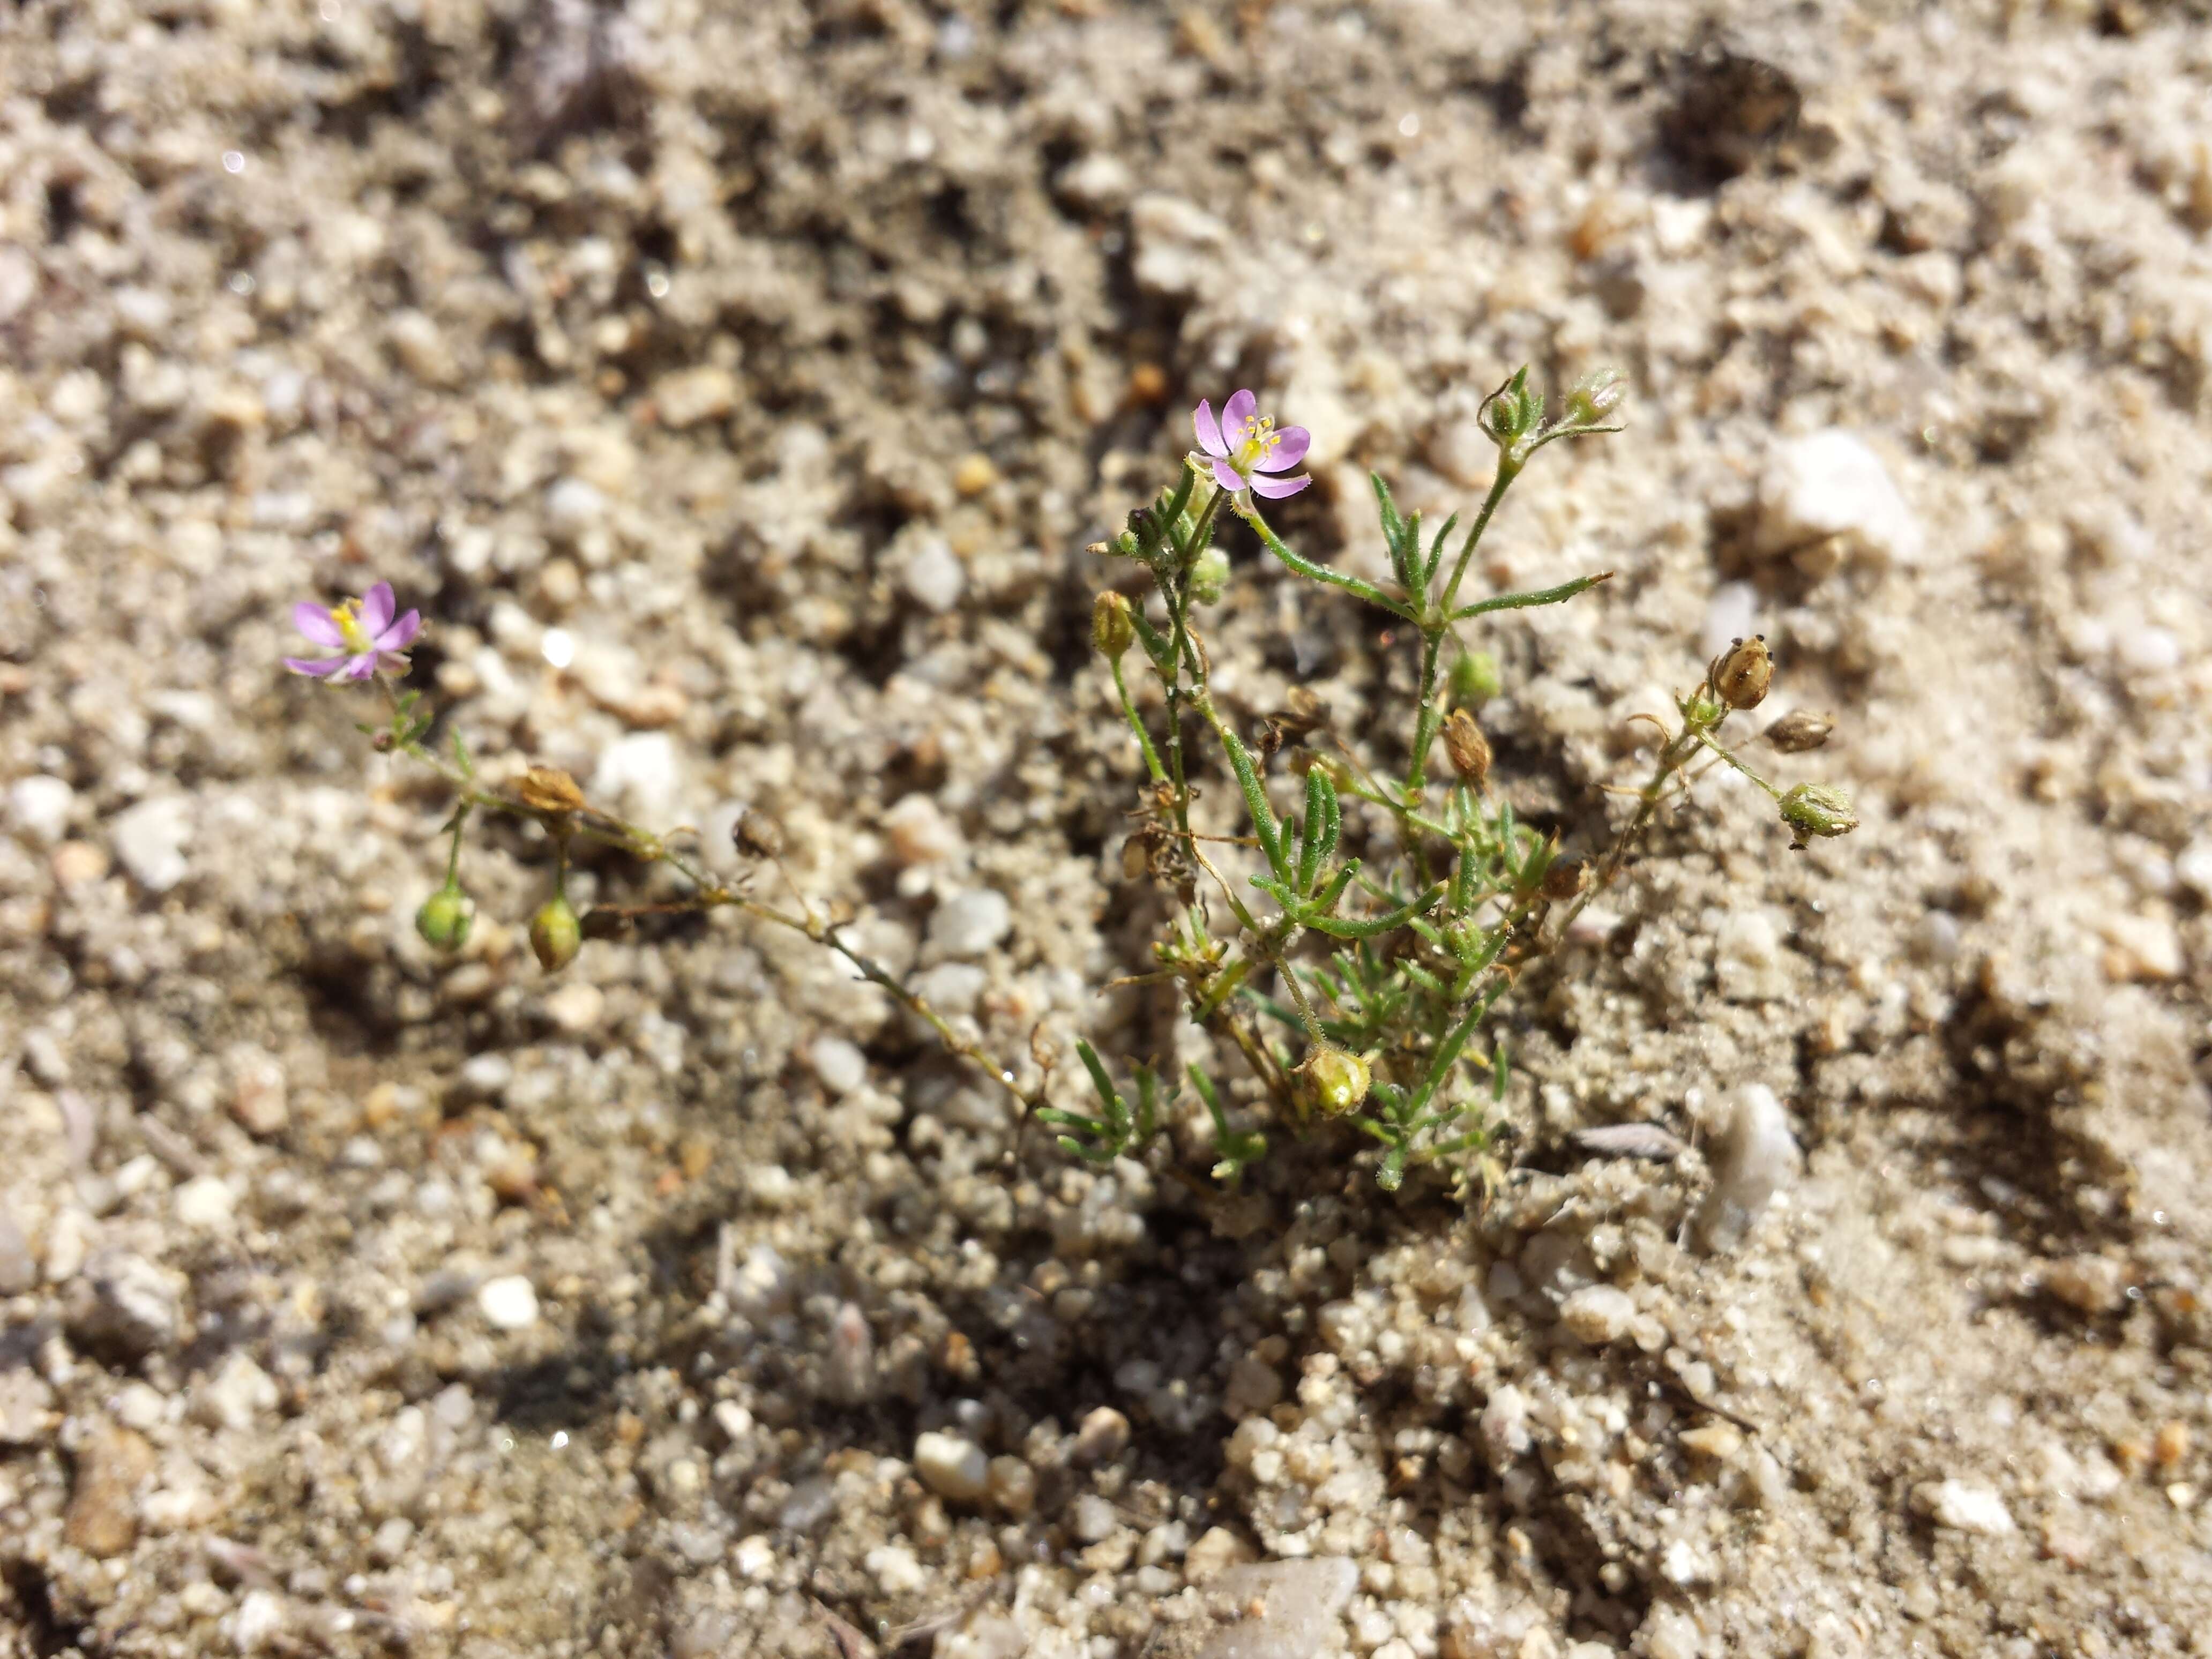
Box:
[285,581,421,680]
[1192,388,1311,500]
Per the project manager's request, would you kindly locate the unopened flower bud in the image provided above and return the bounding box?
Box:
[1478,367,1542,453]
[1299,1048,1372,1116]
[734,809,784,860]
[1711,635,1773,711]
[1778,783,1858,850]
[1564,367,1626,425]
[1189,547,1229,605]
[1442,707,1492,789]
[415,883,474,951]
[1449,651,1501,707]
[1092,591,1135,660]
[529,891,581,972]
[1761,709,1834,753]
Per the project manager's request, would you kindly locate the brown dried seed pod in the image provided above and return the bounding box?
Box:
[516,765,587,814]
[1541,858,1587,900]
[1711,634,1773,710]
[1442,708,1492,788]
[733,809,785,860]
[1761,709,1834,753]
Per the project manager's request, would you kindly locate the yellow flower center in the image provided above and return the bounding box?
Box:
[1234,415,1280,474]
[330,600,373,655]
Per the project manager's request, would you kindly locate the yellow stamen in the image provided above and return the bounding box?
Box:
[331,600,373,655]
[1234,415,1280,474]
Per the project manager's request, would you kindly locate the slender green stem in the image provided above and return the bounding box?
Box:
[1438,461,1520,618]
[1111,657,1167,783]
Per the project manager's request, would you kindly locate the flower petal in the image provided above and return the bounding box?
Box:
[343,654,380,681]
[1222,388,1258,443]
[1209,457,1247,493]
[1193,399,1227,458]
[1249,471,1311,499]
[1261,426,1310,471]
[284,655,345,677]
[358,582,395,636]
[292,603,345,647]
[377,651,414,675]
[376,609,422,651]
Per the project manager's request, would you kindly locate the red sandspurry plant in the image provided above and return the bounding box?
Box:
[286,364,1855,1194]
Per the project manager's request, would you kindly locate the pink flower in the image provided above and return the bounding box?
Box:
[286,581,421,680]
[1192,388,1311,500]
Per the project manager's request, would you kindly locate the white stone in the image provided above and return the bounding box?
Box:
[913,1430,989,1500]
[864,1543,925,1594]
[6,775,74,844]
[591,731,683,826]
[2176,838,2212,903]
[110,795,193,892]
[1693,1085,1800,1253]
[1638,1605,1706,1659]
[652,365,738,429]
[544,476,607,535]
[1558,1285,1638,1346]
[1754,430,1924,568]
[809,1036,867,1097]
[902,536,966,614]
[543,981,605,1034]
[174,1176,236,1230]
[733,1534,775,1580]
[1479,1384,1530,1462]
[477,1275,540,1331]
[928,888,1011,959]
[1056,153,1135,211]
[1920,1478,2015,1536]
[233,1589,288,1654]
[909,962,987,1013]
[196,1352,278,1432]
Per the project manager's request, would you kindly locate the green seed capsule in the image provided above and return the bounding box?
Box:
[529,892,581,972]
[1301,1048,1372,1116]
[1777,783,1858,850]
[415,884,474,951]
[1092,591,1135,660]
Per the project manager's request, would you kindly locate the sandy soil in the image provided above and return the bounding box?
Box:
[3,3,2210,1656]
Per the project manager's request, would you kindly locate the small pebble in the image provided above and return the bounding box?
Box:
[1918,1477,2014,1536]
[477,1275,541,1331]
[1558,1286,1637,1346]
[810,1036,868,1097]
[110,795,193,892]
[652,364,738,429]
[6,774,74,843]
[1693,1085,1800,1253]
[227,1048,289,1138]
[174,1175,236,1230]
[1754,429,1924,568]
[1074,1405,1131,1463]
[913,1430,989,1501]
[951,453,997,497]
[928,887,1012,959]
[986,1455,1035,1515]
[64,1425,154,1557]
[195,1352,278,1432]
[903,536,967,614]
[543,981,605,1033]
